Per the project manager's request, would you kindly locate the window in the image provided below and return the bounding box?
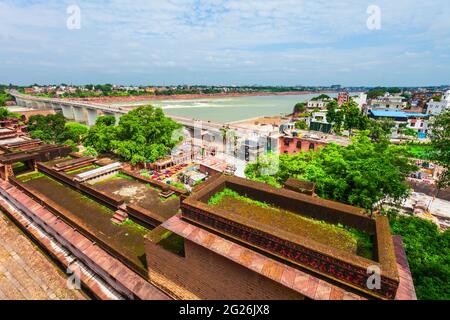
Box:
[309,143,315,151]
[296,141,302,149]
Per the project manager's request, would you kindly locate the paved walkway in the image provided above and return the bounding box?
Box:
[0,213,86,300]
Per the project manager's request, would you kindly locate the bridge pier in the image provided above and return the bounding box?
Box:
[87,108,98,127]
[103,111,121,125]
[73,106,86,123]
[61,105,74,120]
[15,98,23,107]
[114,113,122,125]
[51,103,62,112]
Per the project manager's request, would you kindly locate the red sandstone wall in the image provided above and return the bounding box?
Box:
[279,137,325,154]
[145,238,304,300]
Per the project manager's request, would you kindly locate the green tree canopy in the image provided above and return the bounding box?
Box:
[83,116,118,154]
[311,94,331,101]
[27,113,67,143]
[84,106,181,165]
[245,135,416,210]
[367,87,402,99]
[61,122,89,144]
[326,100,366,134]
[390,215,450,300]
[293,102,306,113]
[295,120,308,130]
[429,111,450,189]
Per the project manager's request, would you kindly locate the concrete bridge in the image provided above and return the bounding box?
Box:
[8,90,279,161]
[8,90,256,134]
[9,90,126,126]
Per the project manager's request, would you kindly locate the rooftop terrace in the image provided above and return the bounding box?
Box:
[181,175,400,299]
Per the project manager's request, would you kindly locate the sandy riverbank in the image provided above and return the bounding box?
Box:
[65,90,337,105]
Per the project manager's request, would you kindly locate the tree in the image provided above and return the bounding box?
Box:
[326,100,338,124]
[245,134,416,210]
[95,115,116,126]
[367,88,386,99]
[402,128,418,138]
[390,215,450,300]
[293,102,306,114]
[83,146,98,158]
[112,106,181,165]
[311,94,330,101]
[0,107,21,120]
[61,122,88,144]
[27,113,66,143]
[366,118,395,142]
[342,101,361,135]
[295,120,308,130]
[83,116,118,154]
[84,106,182,165]
[64,139,79,152]
[428,111,450,189]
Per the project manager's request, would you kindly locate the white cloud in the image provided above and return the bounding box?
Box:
[0,0,449,85]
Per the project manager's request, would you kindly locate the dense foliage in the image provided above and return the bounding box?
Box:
[293,102,306,113]
[84,106,181,165]
[0,107,21,120]
[27,113,67,143]
[366,87,401,99]
[27,113,88,145]
[390,215,450,300]
[326,100,368,134]
[0,89,13,107]
[428,111,450,189]
[83,116,118,154]
[310,94,330,101]
[245,135,416,210]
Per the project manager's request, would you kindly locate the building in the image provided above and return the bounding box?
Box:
[353,93,367,110]
[307,99,331,110]
[0,137,71,180]
[145,175,416,300]
[426,90,450,115]
[278,126,351,154]
[369,93,407,110]
[411,91,442,112]
[337,92,349,106]
[368,110,430,138]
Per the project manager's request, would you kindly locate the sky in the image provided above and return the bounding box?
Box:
[1,0,450,86]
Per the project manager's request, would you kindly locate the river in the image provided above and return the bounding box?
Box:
[112,93,338,123]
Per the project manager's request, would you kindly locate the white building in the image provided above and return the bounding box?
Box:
[369,93,407,110]
[307,100,330,110]
[352,93,367,110]
[426,90,450,115]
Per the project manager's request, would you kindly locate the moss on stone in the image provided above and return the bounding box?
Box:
[208,188,374,259]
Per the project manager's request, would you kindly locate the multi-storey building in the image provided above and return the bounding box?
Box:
[426,90,450,115]
[369,93,407,110]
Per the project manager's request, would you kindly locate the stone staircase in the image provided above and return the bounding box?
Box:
[111,209,128,225]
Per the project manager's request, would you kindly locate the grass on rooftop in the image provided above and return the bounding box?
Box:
[208,188,373,259]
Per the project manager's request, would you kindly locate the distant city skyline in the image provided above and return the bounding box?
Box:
[1,0,450,86]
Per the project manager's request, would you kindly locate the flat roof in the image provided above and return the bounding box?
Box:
[370,110,430,118]
[0,137,27,146]
[163,215,416,300]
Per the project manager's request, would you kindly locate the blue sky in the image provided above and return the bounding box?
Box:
[1,0,449,86]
